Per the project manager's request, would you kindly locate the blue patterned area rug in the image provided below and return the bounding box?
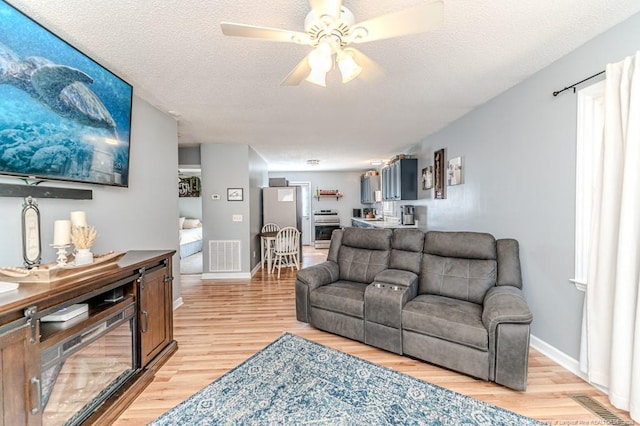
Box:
[150,333,545,425]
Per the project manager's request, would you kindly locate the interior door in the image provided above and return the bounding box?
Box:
[289,181,312,246]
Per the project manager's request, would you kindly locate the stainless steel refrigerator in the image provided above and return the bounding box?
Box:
[262,186,302,230]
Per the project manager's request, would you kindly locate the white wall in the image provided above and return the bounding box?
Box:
[0,96,181,299]
[407,12,640,359]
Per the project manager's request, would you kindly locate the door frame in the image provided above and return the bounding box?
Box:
[289,181,312,246]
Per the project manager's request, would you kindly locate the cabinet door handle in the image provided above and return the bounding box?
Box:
[30,377,42,414]
[141,310,149,333]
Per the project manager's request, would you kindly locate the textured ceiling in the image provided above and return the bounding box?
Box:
[8,0,640,171]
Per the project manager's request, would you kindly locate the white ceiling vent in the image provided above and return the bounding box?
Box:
[209,240,241,272]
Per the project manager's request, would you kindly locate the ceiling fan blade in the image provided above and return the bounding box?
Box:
[281,54,312,86]
[221,22,312,45]
[346,48,385,83]
[309,0,343,21]
[349,0,443,44]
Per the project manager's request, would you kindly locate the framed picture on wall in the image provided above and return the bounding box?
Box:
[434,149,446,199]
[227,188,243,201]
[422,166,433,190]
[178,176,201,197]
[447,157,463,186]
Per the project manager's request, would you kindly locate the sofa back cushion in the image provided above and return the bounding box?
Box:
[496,239,523,289]
[327,229,344,263]
[342,227,393,250]
[420,231,498,304]
[389,228,424,274]
[337,228,392,283]
[419,255,497,304]
[424,231,496,260]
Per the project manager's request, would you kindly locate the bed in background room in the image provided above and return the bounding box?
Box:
[179,217,202,258]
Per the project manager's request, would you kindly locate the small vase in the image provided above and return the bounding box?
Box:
[75,248,93,266]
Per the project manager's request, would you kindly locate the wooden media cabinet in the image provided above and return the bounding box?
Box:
[0,250,177,425]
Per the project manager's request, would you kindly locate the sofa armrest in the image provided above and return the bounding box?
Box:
[296,261,339,291]
[482,286,532,333]
[374,269,419,288]
[295,261,339,323]
[482,286,532,391]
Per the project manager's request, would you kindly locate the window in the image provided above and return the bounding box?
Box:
[573,80,605,291]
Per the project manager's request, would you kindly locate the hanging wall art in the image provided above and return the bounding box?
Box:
[434,149,446,199]
[447,157,463,186]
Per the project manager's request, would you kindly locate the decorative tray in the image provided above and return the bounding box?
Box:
[0,251,126,284]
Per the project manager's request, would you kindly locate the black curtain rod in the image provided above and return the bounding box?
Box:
[553,70,605,96]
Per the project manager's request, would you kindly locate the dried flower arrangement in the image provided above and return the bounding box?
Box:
[71,226,98,249]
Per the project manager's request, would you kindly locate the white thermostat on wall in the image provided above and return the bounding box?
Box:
[211,194,220,200]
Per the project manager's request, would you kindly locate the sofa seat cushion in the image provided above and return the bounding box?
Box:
[310,280,368,318]
[402,295,488,351]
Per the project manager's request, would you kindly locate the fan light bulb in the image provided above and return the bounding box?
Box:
[337,50,362,83]
[306,43,333,87]
[306,68,328,87]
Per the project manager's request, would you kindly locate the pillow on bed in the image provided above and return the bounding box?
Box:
[179,217,186,229]
[183,218,202,229]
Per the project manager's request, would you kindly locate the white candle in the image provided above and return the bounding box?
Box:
[53,220,71,246]
[70,211,87,228]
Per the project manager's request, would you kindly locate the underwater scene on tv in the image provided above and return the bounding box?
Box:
[0,0,133,187]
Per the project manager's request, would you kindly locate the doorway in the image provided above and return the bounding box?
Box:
[289,181,312,245]
[178,167,203,274]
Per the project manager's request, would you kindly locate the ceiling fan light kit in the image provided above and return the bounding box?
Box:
[306,42,334,87]
[220,0,443,87]
[337,49,362,83]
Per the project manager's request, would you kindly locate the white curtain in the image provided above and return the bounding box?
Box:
[585,51,640,422]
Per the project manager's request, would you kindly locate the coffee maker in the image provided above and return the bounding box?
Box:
[401,205,415,225]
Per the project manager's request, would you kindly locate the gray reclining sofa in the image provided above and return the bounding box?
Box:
[295,227,533,391]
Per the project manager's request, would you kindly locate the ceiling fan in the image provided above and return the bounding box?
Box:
[220,0,443,87]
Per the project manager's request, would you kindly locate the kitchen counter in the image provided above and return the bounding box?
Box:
[351,217,418,229]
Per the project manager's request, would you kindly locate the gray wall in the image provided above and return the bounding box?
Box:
[407,12,640,359]
[0,96,181,300]
[249,147,269,265]
[178,146,201,166]
[201,144,267,275]
[179,197,202,220]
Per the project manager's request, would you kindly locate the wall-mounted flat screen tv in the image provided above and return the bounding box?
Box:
[0,0,133,187]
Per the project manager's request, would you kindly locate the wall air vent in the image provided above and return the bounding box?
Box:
[209,240,241,272]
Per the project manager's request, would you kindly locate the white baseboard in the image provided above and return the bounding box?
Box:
[530,335,608,394]
[173,297,184,311]
[200,263,262,279]
[530,334,588,381]
[251,263,261,276]
[201,272,252,279]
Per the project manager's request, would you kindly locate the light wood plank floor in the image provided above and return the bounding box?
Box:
[115,247,634,425]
